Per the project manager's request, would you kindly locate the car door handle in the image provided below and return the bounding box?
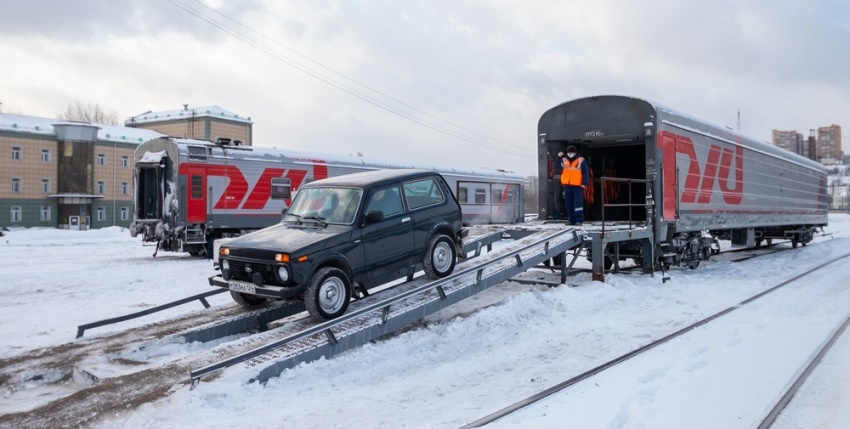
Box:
[401,217,411,223]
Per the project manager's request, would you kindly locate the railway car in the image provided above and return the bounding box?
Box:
[130,137,524,255]
[538,95,828,270]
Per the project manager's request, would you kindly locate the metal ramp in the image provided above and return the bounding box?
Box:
[190,227,584,386]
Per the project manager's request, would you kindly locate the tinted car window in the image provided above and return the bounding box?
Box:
[365,185,404,216]
[403,178,444,209]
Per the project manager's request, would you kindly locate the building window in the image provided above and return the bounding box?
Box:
[41,179,50,193]
[41,149,51,162]
[11,147,22,160]
[97,181,105,195]
[97,207,105,221]
[121,155,129,167]
[120,207,129,221]
[11,207,22,223]
[97,153,106,165]
[121,182,128,195]
[41,206,51,221]
[11,178,21,193]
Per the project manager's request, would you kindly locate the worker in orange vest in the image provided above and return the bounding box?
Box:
[560,145,589,226]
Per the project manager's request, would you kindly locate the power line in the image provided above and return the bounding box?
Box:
[167,0,534,158]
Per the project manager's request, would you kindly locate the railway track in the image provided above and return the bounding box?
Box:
[460,251,850,428]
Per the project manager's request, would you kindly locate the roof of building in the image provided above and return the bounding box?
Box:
[0,112,163,144]
[124,105,253,126]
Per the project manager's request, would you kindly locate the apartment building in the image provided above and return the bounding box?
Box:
[1,105,252,229]
[817,124,843,163]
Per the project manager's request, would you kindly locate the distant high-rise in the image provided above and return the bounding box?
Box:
[772,129,803,156]
[817,125,842,163]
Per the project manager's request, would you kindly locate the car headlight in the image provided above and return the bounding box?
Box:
[277,266,289,282]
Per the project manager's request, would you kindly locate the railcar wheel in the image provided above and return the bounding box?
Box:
[305,267,351,320]
[423,234,457,279]
[230,291,269,308]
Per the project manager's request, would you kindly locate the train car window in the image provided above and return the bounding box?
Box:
[271,177,292,199]
[404,178,444,209]
[188,146,207,161]
[492,189,502,203]
[191,175,203,199]
[475,189,486,204]
[506,187,518,204]
[457,187,468,203]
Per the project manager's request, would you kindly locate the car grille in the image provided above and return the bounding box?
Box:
[228,258,276,284]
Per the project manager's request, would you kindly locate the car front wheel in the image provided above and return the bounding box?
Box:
[305,267,352,320]
[423,234,456,279]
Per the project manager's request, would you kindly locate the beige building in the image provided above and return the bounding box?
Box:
[817,124,843,163]
[1,105,252,229]
[771,129,802,155]
[125,105,252,145]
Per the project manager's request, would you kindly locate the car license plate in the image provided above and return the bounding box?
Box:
[229,281,256,295]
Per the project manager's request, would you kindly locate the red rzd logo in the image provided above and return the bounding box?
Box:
[659,131,744,218]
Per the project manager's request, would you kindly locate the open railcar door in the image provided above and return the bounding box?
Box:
[135,153,165,221]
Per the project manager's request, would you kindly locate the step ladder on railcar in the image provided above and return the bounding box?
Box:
[183,225,207,244]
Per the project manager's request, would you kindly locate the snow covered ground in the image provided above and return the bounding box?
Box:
[2,215,850,428]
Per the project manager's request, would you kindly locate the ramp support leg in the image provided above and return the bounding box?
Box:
[591,239,606,282]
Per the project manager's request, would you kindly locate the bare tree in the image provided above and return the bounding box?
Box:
[57,100,120,125]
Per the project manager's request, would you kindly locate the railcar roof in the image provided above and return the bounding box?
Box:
[302,169,438,187]
[154,137,523,181]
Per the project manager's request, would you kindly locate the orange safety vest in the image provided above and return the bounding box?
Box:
[560,157,584,186]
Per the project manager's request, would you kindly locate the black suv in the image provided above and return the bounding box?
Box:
[211,169,465,320]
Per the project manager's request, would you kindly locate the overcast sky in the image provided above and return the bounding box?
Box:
[2,0,848,175]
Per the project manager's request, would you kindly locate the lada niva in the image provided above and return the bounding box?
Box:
[210,169,465,320]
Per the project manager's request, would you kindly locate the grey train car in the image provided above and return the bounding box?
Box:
[538,95,828,270]
[131,137,524,256]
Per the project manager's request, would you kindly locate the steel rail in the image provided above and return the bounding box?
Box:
[460,251,850,428]
[190,228,581,386]
[756,311,850,429]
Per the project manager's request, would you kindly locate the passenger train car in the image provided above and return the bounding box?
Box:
[130,137,524,255]
[538,95,828,269]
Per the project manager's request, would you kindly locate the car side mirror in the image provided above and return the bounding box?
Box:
[365,210,384,224]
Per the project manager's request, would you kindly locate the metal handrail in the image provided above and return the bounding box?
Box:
[599,177,653,237]
[76,289,227,338]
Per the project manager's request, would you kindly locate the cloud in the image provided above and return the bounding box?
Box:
[0,0,264,41]
[1,0,848,176]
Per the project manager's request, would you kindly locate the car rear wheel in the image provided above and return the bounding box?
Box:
[423,234,456,279]
[230,291,269,308]
[305,267,352,320]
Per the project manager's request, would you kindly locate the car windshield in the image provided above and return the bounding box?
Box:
[284,187,363,225]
